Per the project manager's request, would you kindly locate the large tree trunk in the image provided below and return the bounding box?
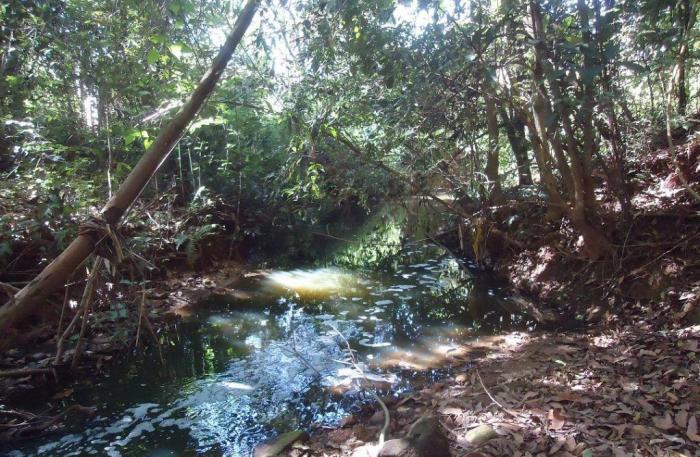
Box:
[0,0,260,334]
[528,0,612,259]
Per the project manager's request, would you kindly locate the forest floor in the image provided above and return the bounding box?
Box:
[296,323,700,457]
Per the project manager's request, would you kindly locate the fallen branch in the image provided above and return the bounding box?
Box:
[475,368,520,419]
[71,257,104,370]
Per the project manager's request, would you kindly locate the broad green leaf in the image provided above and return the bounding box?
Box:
[147,48,160,65]
[124,129,140,146]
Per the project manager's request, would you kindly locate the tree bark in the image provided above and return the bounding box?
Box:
[676,0,693,115]
[499,105,533,186]
[528,0,611,259]
[484,92,502,201]
[0,0,260,334]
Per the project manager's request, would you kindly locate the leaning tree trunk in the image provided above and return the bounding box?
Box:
[0,0,260,334]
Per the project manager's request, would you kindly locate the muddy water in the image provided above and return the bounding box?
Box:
[6,245,535,457]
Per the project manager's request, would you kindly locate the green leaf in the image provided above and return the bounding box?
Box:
[147,48,160,65]
[124,128,140,146]
[175,233,189,250]
[189,116,226,132]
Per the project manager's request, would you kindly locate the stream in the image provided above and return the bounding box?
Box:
[6,221,537,456]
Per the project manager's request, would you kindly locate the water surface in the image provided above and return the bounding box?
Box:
[6,244,534,457]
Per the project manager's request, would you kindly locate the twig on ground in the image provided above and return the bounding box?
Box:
[475,368,519,419]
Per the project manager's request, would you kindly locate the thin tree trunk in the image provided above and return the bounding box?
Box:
[0,0,260,334]
[499,105,533,186]
[593,0,632,221]
[484,92,502,201]
[676,0,693,115]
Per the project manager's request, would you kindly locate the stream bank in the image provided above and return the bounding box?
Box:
[298,321,700,457]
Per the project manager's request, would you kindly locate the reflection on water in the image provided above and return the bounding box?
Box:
[8,244,535,457]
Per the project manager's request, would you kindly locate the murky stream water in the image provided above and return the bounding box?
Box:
[6,242,535,457]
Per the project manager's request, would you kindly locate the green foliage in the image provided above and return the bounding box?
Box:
[1,0,698,269]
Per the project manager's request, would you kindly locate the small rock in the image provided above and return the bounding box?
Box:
[461,424,498,448]
[379,415,450,457]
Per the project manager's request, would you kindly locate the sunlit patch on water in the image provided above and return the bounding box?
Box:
[262,268,363,299]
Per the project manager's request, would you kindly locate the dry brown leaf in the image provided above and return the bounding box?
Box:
[51,388,74,400]
[679,339,698,352]
[439,407,464,416]
[629,424,655,436]
[552,392,590,404]
[687,416,700,442]
[548,408,566,430]
[653,412,675,431]
[636,399,655,414]
[612,446,628,457]
[549,437,566,454]
[564,436,577,452]
[676,409,689,428]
